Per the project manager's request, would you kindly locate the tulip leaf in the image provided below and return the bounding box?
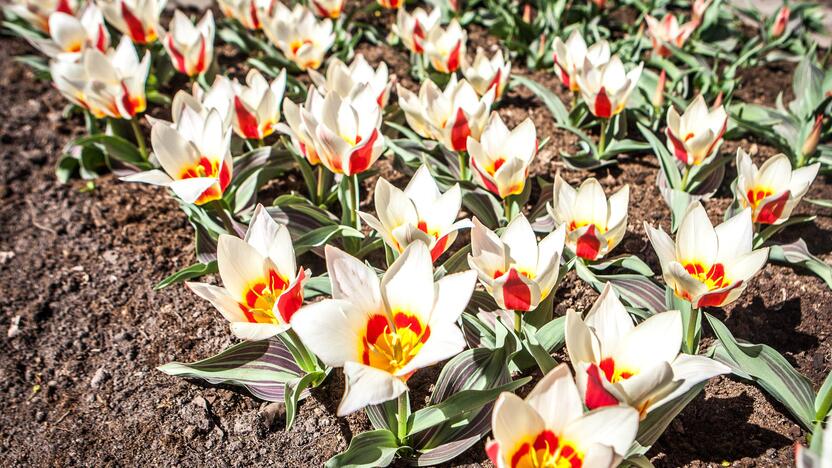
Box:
[814,371,832,422]
[366,399,400,433]
[158,338,309,403]
[154,261,217,290]
[635,382,707,448]
[285,371,327,430]
[462,188,501,230]
[521,323,558,374]
[74,134,148,167]
[767,238,832,289]
[705,313,815,429]
[510,75,570,125]
[637,122,682,189]
[575,262,666,316]
[294,225,364,256]
[589,255,654,276]
[755,217,817,249]
[324,429,400,468]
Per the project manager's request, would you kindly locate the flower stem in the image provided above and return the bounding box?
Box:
[514,311,522,334]
[315,165,326,206]
[680,165,691,192]
[347,174,359,230]
[397,392,409,443]
[457,151,469,181]
[598,118,608,156]
[685,307,700,354]
[130,118,148,160]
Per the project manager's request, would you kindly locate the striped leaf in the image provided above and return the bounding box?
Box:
[576,262,666,315]
[768,238,832,289]
[324,429,400,468]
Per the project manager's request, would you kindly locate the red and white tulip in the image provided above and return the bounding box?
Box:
[645,14,697,58]
[5,0,79,33]
[423,19,466,74]
[665,94,728,166]
[574,55,643,119]
[163,10,214,77]
[392,7,440,55]
[279,86,326,166]
[30,4,109,60]
[169,76,235,130]
[290,243,477,415]
[377,0,404,9]
[261,3,334,71]
[96,0,162,45]
[397,75,494,152]
[308,54,395,108]
[462,48,511,100]
[770,6,790,38]
[229,69,286,141]
[359,165,472,262]
[549,176,629,261]
[122,107,232,205]
[735,148,820,225]
[300,87,385,175]
[468,215,565,312]
[468,113,536,199]
[566,283,730,415]
[645,202,769,308]
[692,0,712,26]
[187,204,308,341]
[309,0,345,19]
[217,0,264,30]
[553,31,610,93]
[486,363,639,468]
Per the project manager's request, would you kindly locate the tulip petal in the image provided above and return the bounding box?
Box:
[394,324,466,377]
[613,310,682,371]
[325,245,384,315]
[491,393,546,463]
[525,363,582,433]
[501,215,538,272]
[230,322,288,341]
[562,406,639,457]
[430,271,478,327]
[338,361,408,416]
[217,234,269,301]
[381,242,435,325]
[290,299,367,367]
[676,202,717,266]
[584,283,635,354]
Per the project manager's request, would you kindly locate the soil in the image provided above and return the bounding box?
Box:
[1,6,831,468]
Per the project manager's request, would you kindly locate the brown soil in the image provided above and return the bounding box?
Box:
[2,11,831,468]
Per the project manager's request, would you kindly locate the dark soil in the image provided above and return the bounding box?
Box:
[1,10,831,467]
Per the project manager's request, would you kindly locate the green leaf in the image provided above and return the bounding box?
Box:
[522,324,558,374]
[511,75,570,125]
[636,383,705,448]
[805,198,832,208]
[154,261,217,290]
[285,371,325,429]
[590,255,654,276]
[814,371,832,422]
[768,238,832,289]
[324,429,400,468]
[638,122,681,188]
[705,313,815,429]
[294,225,364,256]
[462,189,501,229]
[756,217,817,248]
[535,316,566,353]
[74,134,147,166]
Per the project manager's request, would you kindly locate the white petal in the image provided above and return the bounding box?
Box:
[290,299,367,367]
[338,361,408,416]
[562,406,639,456]
[325,245,384,314]
[613,310,682,372]
[676,202,717,266]
[381,242,436,325]
[525,363,582,433]
[584,283,634,354]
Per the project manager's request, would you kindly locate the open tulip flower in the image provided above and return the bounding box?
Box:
[29,4,109,60]
[553,31,610,93]
[566,283,730,415]
[393,7,440,55]
[96,0,162,45]
[423,19,466,74]
[309,0,345,19]
[468,215,565,313]
[645,202,769,308]
[462,48,511,100]
[300,86,385,176]
[487,363,639,468]
[735,148,820,225]
[359,165,472,262]
[290,242,477,415]
[187,204,308,341]
[665,94,728,166]
[549,176,629,262]
[123,107,232,205]
[5,0,79,33]
[217,0,263,30]
[468,113,536,199]
[574,54,643,120]
[397,75,494,152]
[230,69,287,141]
[279,86,326,166]
[645,14,697,58]
[308,54,395,108]
[262,3,334,71]
[163,10,214,78]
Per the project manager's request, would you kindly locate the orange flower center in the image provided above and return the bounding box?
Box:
[361,313,431,375]
[509,430,584,468]
[746,188,773,209]
[238,269,289,324]
[683,262,728,291]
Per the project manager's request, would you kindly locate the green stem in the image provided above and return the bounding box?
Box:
[457,151,469,181]
[397,392,409,443]
[315,165,326,206]
[210,200,236,235]
[680,165,691,191]
[257,138,265,148]
[685,307,700,354]
[285,328,317,373]
[130,118,148,160]
[514,311,522,334]
[598,118,608,156]
[347,174,360,230]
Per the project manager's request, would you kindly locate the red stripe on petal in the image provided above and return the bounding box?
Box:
[510,443,531,468]
[365,314,389,345]
[218,160,232,192]
[533,430,559,454]
[756,191,790,224]
[447,40,461,72]
[488,69,502,99]
[234,96,260,139]
[167,36,187,74]
[501,268,533,312]
[450,107,470,151]
[575,224,601,260]
[471,156,500,195]
[485,440,501,465]
[347,128,379,175]
[697,281,741,308]
[121,1,147,44]
[393,312,423,336]
[598,356,615,381]
[57,0,73,15]
[413,21,425,53]
[585,363,619,409]
[195,38,207,74]
[430,234,450,262]
[277,269,305,323]
[249,1,261,29]
[666,128,691,165]
[96,24,108,51]
[594,87,612,118]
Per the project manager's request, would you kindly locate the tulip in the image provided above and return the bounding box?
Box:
[279,86,326,166]
[290,242,477,415]
[300,87,385,176]
[553,32,610,93]
[217,0,263,30]
[262,3,334,71]
[5,0,78,32]
[163,10,214,77]
[665,94,728,166]
[121,107,232,205]
[549,176,629,261]
[645,202,769,308]
[359,165,472,262]
[566,283,730,414]
[96,0,162,45]
[397,75,494,152]
[30,5,109,59]
[591,0,607,8]
[187,205,308,340]
[169,76,235,130]
[423,19,466,74]
[645,14,697,58]
[308,54,395,108]
[802,115,823,159]
[653,69,667,109]
[486,363,639,468]
[50,59,90,112]
[309,0,345,19]
[468,113,537,199]
[735,148,820,225]
[392,7,441,55]
[770,5,790,38]
[575,55,643,119]
[692,0,712,26]
[468,215,565,312]
[377,0,404,9]
[462,48,512,100]
[795,421,832,468]
[230,69,287,141]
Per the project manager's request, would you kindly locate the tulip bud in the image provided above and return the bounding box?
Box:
[653,69,667,109]
[692,0,712,26]
[712,91,723,110]
[802,115,823,158]
[591,0,606,8]
[522,4,533,23]
[770,6,789,38]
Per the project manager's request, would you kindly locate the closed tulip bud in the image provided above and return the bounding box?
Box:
[770,5,790,38]
[522,4,533,23]
[230,69,287,141]
[5,0,79,33]
[665,94,727,166]
[423,19,466,74]
[591,0,606,9]
[30,5,109,60]
[692,0,712,25]
[262,3,334,71]
[469,113,537,199]
[645,14,697,58]
[486,364,639,468]
[462,49,512,100]
[653,69,667,109]
[163,10,214,77]
[96,0,162,45]
[553,31,610,93]
[574,55,643,119]
[802,115,823,159]
[377,0,404,8]
[309,0,345,19]
[308,54,395,108]
[645,202,770,308]
[392,7,441,55]
[278,86,326,166]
